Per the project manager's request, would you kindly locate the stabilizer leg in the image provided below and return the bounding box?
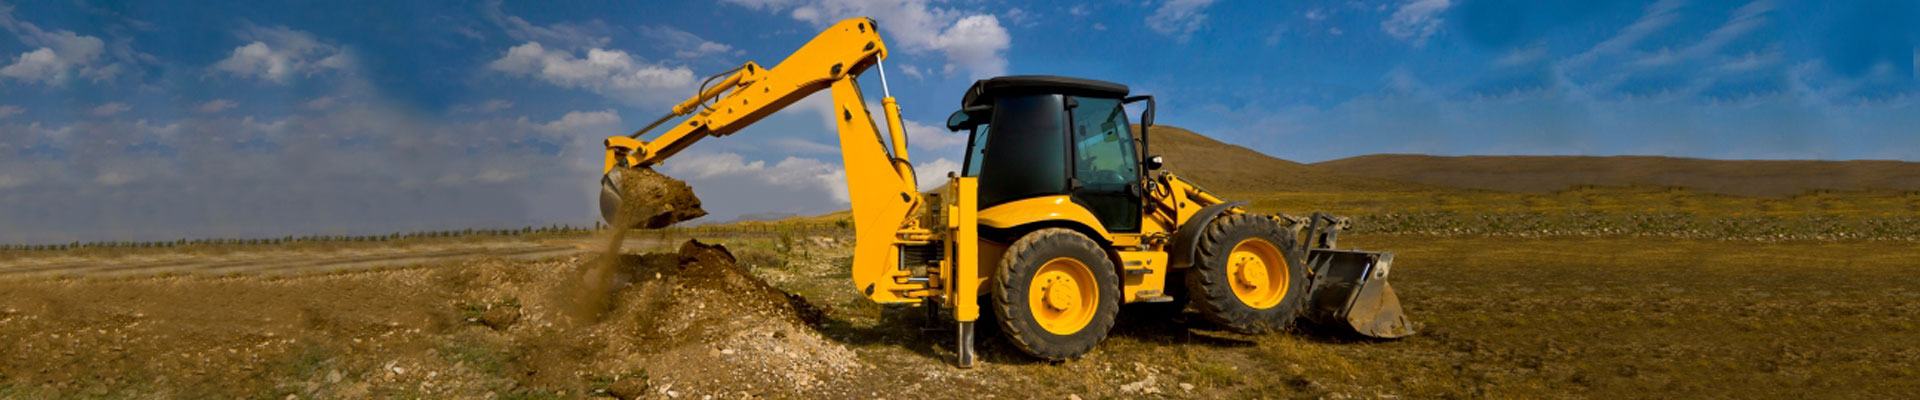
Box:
[956,321,977,368]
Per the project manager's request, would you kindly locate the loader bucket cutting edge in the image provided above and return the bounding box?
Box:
[1303,249,1416,339]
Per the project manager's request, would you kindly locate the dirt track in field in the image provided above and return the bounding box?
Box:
[0,234,750,281]
[0,242,577,280]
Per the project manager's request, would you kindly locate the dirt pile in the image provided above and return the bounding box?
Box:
[570,167,706,324]
[451,239,862,397]
[0,240,860,398]
[575,241,858,391]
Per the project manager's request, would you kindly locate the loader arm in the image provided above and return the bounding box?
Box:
[601,17,930,303]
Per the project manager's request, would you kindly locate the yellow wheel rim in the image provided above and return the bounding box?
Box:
[1227,238,1290,309]
[1028,257,1099,335]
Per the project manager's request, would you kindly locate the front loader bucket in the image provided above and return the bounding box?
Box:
[1302,249,1415,339]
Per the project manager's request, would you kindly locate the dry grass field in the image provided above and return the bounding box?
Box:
[3,218,1915,398]
[3,127,1917,398]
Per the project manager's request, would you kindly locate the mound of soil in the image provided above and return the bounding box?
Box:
[578,240,857,390]
[0,240,860,398]
[458,239,862,398]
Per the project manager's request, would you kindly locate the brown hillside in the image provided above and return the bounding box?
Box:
[1147,125,1407,193]
[1312,154,1920,197]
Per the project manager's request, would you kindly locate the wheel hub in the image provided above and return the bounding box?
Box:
[1225,238,1290,310]
[1042,275,1080,311]
[1028,257,1100,335]
[1233,254,1268,290]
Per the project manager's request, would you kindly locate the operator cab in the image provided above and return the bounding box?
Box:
[946,76,1158,233]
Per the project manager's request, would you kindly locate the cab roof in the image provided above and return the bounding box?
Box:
[961,75,1130,107]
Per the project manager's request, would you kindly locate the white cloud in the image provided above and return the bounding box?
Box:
[904,117,965,151]
[0,98,637,243]
[1496,43,1549,67]
[0,8,119,85]
[480,0,611,50]
[913,157,959,189]
[94,171,135,186]
[719,0,798,11]
[661,152,767,179]
[538,109,623,137]
[1564,0,1682,69]
[1633,0,1771,67]
[1305,8,1328,21]
[454,99,517,114]
[769,137,842,155]
[1001,8,1033,27]
[659,152,851,203]
[89,102,129,117]
[731,0,1011,78]
[489,42,697,105]
[213,26,351,84]
[933,15,1009,77]
[1381,0,1452,46]
[639,26,737,59]
[1147,0,1216,41]
[195,99,238,114]
[1715,50,1781,73]
[897,63,926,80]
[302,96,341,111]
[0,105,21,119]
[1068,4,1092,17]
[0,173,27,190]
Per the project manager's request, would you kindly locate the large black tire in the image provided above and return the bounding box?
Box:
[1186,214,1309,334]
[991,228,1121,361]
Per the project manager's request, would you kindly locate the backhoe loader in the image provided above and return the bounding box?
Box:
[599,17,1413,367]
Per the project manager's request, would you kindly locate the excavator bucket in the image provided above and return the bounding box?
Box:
[599,166,707,229]
[1302,249,1416,339]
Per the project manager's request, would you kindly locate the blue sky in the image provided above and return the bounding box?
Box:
[1,0,1916,243]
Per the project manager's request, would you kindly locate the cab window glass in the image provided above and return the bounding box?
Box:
[962,125,990,177]
[1068,96,1135,191]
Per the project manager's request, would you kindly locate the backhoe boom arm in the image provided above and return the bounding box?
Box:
[601,17,929,304]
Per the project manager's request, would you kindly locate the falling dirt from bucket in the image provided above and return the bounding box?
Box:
[565,167,707,323]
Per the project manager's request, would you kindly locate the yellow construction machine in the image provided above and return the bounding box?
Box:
[600,17,1413,366]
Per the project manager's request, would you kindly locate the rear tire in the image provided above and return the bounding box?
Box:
[991,228,1120,361]
[1186,214,1308,333]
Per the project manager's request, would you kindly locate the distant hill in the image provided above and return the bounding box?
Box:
[1311,154,1920,197]
[1147,126,1409,193]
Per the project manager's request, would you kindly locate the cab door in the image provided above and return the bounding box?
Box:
[1066,96,1142,232]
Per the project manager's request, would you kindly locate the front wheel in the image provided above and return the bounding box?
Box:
[991,228,1120,361]
[1187,214,1308,333]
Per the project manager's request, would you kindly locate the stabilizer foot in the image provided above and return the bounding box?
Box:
[956,321,977,368]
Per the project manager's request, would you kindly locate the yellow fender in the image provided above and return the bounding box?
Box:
[977,195,1111,242]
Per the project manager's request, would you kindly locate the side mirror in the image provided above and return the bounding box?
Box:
[946,109,971,131]
[1145,155,1165,170]
[946,105,992,131]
